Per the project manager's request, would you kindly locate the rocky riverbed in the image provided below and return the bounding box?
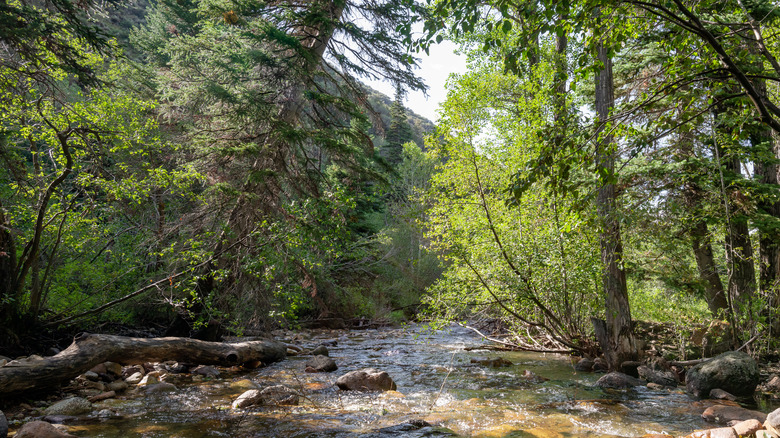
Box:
[2,324,780,437]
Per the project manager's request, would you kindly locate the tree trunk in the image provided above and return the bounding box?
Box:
[594,40,637,370]
[689,219,728,314]
[0,334,286,396]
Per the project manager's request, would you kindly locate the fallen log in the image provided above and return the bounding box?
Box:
[0,333,287,396]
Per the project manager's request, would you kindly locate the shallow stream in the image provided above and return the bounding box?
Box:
[63,325,735,437]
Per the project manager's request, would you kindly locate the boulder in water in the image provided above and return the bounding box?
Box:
[15,421,75,438]
[595,371,643,389]
[763,407,780,435]
[44,397,92,416]
[686,351,759,398]
[259,385,299,405]
[305,355,337,372]
[336,368,397,391]
[638,365,677,387]
[470,357,512,368]
[310,345,329,356]
[701,404,766,424]
[683,427,738,438]
[731,419,762,436]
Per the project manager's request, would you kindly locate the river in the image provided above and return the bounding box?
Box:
[64,324,733,437]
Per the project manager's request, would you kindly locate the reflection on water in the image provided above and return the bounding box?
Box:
[65,325,716,437]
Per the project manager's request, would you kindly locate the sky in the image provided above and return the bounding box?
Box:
[364,41,468,123]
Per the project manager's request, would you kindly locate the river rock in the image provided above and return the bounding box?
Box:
[192,365,220,377]
[42,415,78,424]
[709,389,736,401]
[310,345,329,356]
[765,407,780,435]
[232,389,263,408]
[104,361,123,377]
[15,421,75,438]
[44,397,93,416]
[336,368,397,391]
[701,405,766,424]
[638,365,678,387]
[595,371,643,389]
[371,420,459,436]
[684,427,738,438]
[260,385,299,405]
[305,355,337,372]
[230,379,259,390]
[574,357,594,372]
[0,410,7,438]
[144,382,177,394]
[756,431,780,438]
[125,372,144,384]
[732,419,762,436]
[686,351,759,398]
[138,373,159,386]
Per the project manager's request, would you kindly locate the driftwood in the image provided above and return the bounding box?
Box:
[0,333,287,396]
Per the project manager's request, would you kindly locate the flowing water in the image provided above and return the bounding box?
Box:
[63,324,728,437]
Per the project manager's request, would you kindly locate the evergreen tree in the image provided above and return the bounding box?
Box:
[383,88,414,167]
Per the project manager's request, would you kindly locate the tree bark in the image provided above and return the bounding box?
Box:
[0,333,286,396]
[689,219,728,313]
[594,40,637,371]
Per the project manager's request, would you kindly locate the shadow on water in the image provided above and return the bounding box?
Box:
[62,325,725,437]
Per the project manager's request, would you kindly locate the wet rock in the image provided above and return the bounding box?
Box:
[638,365,678,387]
[42,415,78,424]
[641,435,673,438]
[191,365,220,377]
[83,370,99,381]
[470,357,512,367]
[0,410,7,438]
[574,357,594,372]
[647,382,667,390]
[521,370,548,384]
[756,430,780,438]
[16,421,75,437]
[305,355,337,372]
[369,420,459,437]
[709,389,736,401]
[731,418,762,436]
[701,405,766,424]
[144,382,178,394]
[169,362,190,373]
[336,368,397,391]
[232,389,263,408]
[310,345,329,356]
[259,385,299,405]
[595,371,643,389]
[686,351,759,398]
[684,427,738,438]
[230,379,258,390]
[44,397,93,416]
[95,409,118,419]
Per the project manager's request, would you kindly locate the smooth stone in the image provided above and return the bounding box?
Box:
[232,389,263,409]
[684,427,738,438]
[638,365,678,387]
[44,397,93,416]
[310,345,329,356]
[765,407,780,435]
[336,368,397,391]
[15,421,75,438]
[191,365,220,377]
[83,370,99,381]
[125,372,144,384]
[710,388,736,401]
[732,419,762,436]
[143,382,177,394]
[305,355,337,372]
[90,363,107,374]
[230,379,259,390]
[138,373,159,386]
[757,430,780,438]
[42,415,78,424]
[595,371,643,389]
[104,362,123,377]
[701,405,766,424]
